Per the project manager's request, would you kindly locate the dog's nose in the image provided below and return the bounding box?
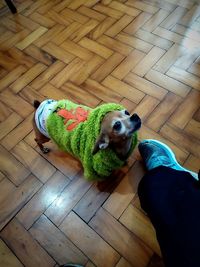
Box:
[130,113,141,122]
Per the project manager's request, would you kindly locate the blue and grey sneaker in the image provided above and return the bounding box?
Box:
[138,139,198,180]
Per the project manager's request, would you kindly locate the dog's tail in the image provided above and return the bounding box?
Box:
[33,100,41,109]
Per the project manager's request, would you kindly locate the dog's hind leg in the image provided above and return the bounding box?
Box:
[34,137,50,154]
[33,101,50,154]
[33,119,50,153]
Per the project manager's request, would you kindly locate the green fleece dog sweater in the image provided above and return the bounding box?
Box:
[46,99,138,181]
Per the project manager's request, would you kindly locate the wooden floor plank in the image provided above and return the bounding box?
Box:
[185,119,200,140]
[135,29,173,50]
[124,72,167,100]
[70,19,99,42]
[17,171,69,229]
[24,44,57,66]
[61,82,101,107]
[112,49,145,80]
[124,12,152,35]
[9,63,47,93]
[0,101,12,122]
[142,9,170,32]
[11,141,56,183]
[34,25,65,47]
[120,205,161,255]
[184,154,200,173]
[98,34,134,55]
[30,215,88,266]
[82,79,123,103]
[160,6,187,30]
[166,66,200,91]
[0,65,27,92]
[145,92,182,131]
[126,0,159,14]
[115,257,132,267]
[79,37,113,58]
[0,145,30,186]
[132,95,159,122]
[60,8,89,24]
[0,218,55,267]
[0,1,200,266]
[91,52,125,82]
[30,12,56,28]
[1,29,30,51]
[103,161,145,219]
[116,32,153,53]
[42,42,75,64]
[0,174,42,231]
[0,178,15,204]
[105,14,134,37]
[188,63,200,77]
[77,6,106,21]
[169,90,200,129]
[60,40,94,61]
[45,172,92,226]
[31,61,65,90]
[60,212,120,267]
[0,113,22,141]
[93,4,123,19]
[102,75,145,104]
[153,44,185,74]
[145,69,191,97]
[0,51,18,71]
[0,239,23,267]
[1,89,33,118]
[89,208,153,267]
[160,123,200,158]
[89,17,116,40]
[109,1,141,17]
[19,85,45,105]
[132,46,165,77]
[7,47,36,68]
[73,171,124,222]
[50,58,85,88]
[15,26,48,50]
[1,114,33,150]
[69,55,104,85]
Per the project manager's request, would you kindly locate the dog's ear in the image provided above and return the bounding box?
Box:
[92,133,109,155]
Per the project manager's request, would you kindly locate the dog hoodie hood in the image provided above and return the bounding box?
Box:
[46,99,138,181]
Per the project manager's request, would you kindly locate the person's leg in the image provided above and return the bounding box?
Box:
[138,140,200,267]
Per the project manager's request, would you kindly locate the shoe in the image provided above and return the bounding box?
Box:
[138,139,198,180]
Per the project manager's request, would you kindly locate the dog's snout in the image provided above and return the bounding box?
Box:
[130,113,140,122]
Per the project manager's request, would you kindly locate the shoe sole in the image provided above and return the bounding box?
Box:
[140,139,198,180]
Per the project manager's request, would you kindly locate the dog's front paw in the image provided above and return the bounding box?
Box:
[42,147,50,154]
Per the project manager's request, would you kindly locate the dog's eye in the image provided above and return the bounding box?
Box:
[113,121,122,131]
[125,110,130,115]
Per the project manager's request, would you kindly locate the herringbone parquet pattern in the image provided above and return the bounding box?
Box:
[0,0,200,266]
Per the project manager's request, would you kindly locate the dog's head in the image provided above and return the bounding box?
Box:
[93,109,141,159]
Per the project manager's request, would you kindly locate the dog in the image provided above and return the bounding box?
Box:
[33,99,141,180]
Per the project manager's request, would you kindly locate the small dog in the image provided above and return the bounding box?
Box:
[33,99,141,180]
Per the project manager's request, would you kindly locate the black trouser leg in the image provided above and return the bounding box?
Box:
[138,166,200,267]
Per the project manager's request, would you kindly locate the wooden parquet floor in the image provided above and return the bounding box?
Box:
[0,0,200,266]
